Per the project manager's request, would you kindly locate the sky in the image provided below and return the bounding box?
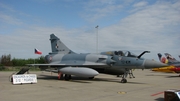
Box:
[0,0,180,61]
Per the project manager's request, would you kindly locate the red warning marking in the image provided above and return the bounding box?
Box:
[151,92,164,96]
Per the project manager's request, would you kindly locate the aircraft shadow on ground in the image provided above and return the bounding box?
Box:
[146,74,170,77]
[37,74,120,83]
[37,74,147,84]
[154,97,164,101]
[71,76,148,84]
[71,77,121,83]
[37,74,59,80]
[165,75,180,78]
[146,74,180,78]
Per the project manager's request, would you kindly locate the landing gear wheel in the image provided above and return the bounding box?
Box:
[121,79,127,83]
[64,74,71,81]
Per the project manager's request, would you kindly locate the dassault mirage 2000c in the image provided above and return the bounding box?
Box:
[28,34,167,83]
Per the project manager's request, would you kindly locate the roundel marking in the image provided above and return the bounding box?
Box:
[49,56,52,61]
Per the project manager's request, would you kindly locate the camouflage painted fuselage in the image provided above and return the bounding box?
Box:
[29,34,167,77]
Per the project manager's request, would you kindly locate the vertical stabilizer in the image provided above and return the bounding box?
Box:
[164,53,176,60]
[157,53,168,64]
[157,53,162,61]
[50,34,75,54]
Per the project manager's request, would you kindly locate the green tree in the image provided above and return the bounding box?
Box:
[0,54,46,66]
[1,54,12,66]
[11,56,45,66]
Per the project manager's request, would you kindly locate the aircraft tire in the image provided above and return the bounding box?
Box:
[64,74,71,81]
[121,79,127,83]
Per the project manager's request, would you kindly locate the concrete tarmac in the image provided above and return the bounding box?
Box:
[0,69,179,101]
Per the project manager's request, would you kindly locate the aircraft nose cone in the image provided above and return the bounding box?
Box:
[144,59,168,69]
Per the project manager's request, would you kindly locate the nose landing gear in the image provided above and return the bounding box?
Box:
[120,69,135,83]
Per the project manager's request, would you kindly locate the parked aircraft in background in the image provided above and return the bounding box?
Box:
[152,53,180,76]
[23,34,167,83]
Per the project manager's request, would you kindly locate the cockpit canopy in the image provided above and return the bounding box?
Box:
[114,51,137,57]
[101,50,138,58]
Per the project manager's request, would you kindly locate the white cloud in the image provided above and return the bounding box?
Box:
[133,1,148,7]
[0,13,23,25]
[0,0,180,61]
[0,3,15,12]
[81,0,124,22]
[96,0,180,60]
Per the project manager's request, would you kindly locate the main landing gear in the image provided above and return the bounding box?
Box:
[64,74,71,81]
[120,69,135,83]
[58,72,71,80]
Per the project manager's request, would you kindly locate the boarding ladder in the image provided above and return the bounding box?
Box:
[9,67,29,82]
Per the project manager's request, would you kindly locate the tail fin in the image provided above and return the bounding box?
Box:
[157,53,162,61]
[50,34,75,54]
[157,53,168,64]
[164,53,176,60]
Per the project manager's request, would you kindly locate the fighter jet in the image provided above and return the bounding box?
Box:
[152,53,180,76]
[28,34,167,83]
